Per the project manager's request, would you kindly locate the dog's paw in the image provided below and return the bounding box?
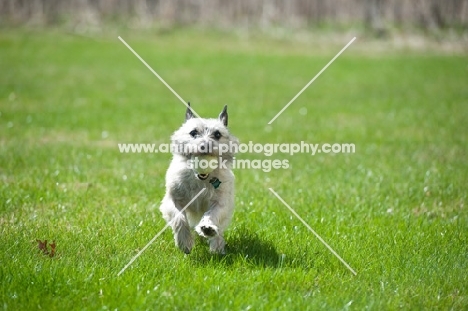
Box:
[209,236,226,254]
[196,224,218,238]
[177,243,193,255]
[178,243,192,254]
[201,225,216,237]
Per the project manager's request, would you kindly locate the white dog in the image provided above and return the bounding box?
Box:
[160,103,238,254]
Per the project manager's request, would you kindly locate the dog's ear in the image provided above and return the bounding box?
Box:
[218,105,228,126]
[185,102,194,122]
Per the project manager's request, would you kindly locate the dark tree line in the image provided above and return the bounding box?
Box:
[1,0,467,31]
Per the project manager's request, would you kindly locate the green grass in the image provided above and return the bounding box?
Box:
[1,28,467,310]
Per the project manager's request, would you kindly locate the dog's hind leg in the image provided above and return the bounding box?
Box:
[160,198,193,254]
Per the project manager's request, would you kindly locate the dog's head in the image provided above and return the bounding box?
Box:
[171,103,238,162]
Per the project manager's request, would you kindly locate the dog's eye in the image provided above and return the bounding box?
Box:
[189,129,198,137]
[213,130,222,139]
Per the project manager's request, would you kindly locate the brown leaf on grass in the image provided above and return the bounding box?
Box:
[49,241,56,257]
[36,239,49,255]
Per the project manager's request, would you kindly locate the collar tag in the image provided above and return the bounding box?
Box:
[209,177,221,189]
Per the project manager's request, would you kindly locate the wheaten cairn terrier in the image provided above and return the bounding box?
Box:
[160,103,238,254]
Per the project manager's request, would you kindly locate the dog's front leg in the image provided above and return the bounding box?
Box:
[160,197,194,254]
[195,200,233,254]
[195,215,226,254]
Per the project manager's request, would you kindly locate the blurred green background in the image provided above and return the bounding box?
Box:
[1,1,468,310]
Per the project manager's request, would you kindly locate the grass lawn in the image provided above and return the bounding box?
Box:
[0,28,467,310]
